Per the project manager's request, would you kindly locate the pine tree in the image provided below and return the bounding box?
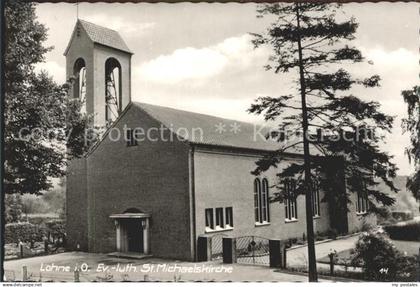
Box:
[250,3,398,281]
[401,86,419,199]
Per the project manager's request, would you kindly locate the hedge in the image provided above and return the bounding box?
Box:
[391,211,414,222]
[384,221,420,241]
[5,222,45,244]
[27,214,60,226]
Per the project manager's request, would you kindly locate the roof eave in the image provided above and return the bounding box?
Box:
[191,142,304,157]
[93,42,134,55]
[63,23,79,56]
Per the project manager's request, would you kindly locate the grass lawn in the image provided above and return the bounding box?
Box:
[317,249,354,266]
[317,239,420,266]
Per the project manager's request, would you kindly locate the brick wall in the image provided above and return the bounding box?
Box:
[66,157,88,251]
[67,105,194,260]
[193,146,332,243]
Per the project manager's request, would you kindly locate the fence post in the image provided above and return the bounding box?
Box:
[44,240,49,253]
[19,241,24,258]
[269,240,279,268]
[282,243,287,268]
[74,270,80,282]
[222,237,236,264]
[269,240,286,268]
[197,236,212,262]
[22,266,28,281]
[328,252,335,275]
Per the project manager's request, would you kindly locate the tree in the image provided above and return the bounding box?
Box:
[401,86,419,199]
[250,3,398,281]
[21,194,49,215]
[5,194,23,223]
[4,0,93,195]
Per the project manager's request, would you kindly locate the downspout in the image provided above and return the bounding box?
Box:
[189,145,197,261]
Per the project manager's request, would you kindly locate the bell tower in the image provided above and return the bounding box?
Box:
[64,19,133,127]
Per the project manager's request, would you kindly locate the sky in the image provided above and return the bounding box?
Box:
[35,2,419,176]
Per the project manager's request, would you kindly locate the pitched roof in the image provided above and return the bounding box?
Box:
[64,20,132,55]
[132,102,306,154]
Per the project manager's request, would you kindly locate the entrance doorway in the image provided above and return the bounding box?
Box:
[110,211,150,254]
[124,219,144,253]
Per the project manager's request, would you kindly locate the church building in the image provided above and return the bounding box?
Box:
[65,20,375,261]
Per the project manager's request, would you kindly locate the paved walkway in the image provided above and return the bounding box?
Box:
[4,252,331,282]
[4,235,364,282]
[286,234,361,271]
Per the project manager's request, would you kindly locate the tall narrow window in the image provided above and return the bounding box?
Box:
[254,178,270,224]
[215,207,224,229]
[205,208,214,230]
[285,179,298,221]
[225,207,233,228]
[356,192,368,214]
[312,182,320,217]
[254,178,261,223]
[262,178,270,222]
[105,57,122,125]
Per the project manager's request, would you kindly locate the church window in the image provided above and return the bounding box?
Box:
[284,178,298,221]
[254,178,270,224]
[205,208,214,230]
[254,178,260,223]
[262,178,270,223]
[225,207,233,228]
[356,191,368,214]
[312,181,321,217]
[215,207,224,229]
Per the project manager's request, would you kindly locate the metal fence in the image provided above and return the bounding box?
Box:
[235,236,270,266]
[3,267,198,282]
[210,234,226,261]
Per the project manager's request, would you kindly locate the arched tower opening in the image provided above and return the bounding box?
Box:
[73,58,87,114]
[105,57,122,125]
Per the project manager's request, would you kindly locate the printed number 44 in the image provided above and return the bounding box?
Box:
[379,268,389,274]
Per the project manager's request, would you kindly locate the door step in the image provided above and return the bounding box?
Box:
[107,252,153,260]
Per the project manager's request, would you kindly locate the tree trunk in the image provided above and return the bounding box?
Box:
[295,3,318,282]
